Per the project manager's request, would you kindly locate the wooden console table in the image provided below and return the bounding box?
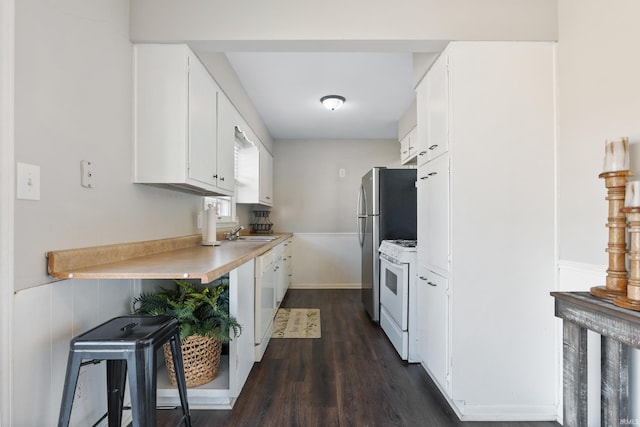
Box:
[551,291,638,427]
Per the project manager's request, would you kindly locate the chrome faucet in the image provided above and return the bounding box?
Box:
[226,225,245,241]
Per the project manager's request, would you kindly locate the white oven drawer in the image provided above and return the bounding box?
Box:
[381,306,408,359]
[379,257,409,330]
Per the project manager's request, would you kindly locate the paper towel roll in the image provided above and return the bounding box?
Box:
[202,208,220,245]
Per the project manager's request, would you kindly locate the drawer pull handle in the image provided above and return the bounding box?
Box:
[428,172,438,176]
[420,176,428,180]
[419,151,427,156]
[419,276,427,281]
[427,281,437,287]
[429,144,438,150]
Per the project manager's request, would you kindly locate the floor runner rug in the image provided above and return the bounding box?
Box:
[272,308,321,338]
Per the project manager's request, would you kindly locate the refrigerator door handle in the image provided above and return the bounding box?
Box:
[357,184,367,247]
[358,216,366,247]
[357,184,367,217]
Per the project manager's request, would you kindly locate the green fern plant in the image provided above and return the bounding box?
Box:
[133,278,241,342]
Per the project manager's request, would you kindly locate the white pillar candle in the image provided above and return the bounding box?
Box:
[626,181,640,207]
[603,137,630,172]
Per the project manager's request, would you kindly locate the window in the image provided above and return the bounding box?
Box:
[201,137,243,225]
[203,196,236,225]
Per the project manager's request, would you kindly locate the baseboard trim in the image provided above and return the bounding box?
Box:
[289,283,361,290]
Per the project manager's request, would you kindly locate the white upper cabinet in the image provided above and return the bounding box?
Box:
[259,148,273,205]
[416,53,449,166]
[188,53,218,187]
[424,55,449,162]
[216,93,238,193]
[133,44,232,196]
[400,127,417,165]
[236,121,273,207]
[415,82,429,166]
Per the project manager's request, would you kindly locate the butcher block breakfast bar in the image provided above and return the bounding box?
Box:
[46,233,292,283]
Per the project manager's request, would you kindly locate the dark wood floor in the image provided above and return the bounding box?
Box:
[157,289,560,427]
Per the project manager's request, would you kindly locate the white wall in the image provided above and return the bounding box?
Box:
[14,0,203,292]
[0,0,14,425]
[557,0,640,264]
[130,0,558,45]
[11,1,202,424]
[272,139,403,287]
[556,1,640,424]
[272,139,400,233]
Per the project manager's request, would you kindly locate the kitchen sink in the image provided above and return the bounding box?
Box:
[234,236,278,242]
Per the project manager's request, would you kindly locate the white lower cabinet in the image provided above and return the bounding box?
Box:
[416,42,557,421]
[255,238,294,361]
[156,260,255,409]
[283,238,293,292]
[274,237,293,308]
[416,265,449,393]
[254,250,275,362]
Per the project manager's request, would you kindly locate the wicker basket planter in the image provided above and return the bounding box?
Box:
[163,334,222,388]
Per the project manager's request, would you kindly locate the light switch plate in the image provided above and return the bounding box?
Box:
[16,162,40,200]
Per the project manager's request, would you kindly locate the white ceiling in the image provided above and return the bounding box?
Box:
[224,52,416,141]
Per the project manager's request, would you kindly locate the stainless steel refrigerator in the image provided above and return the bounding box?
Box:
[357,167,417,321]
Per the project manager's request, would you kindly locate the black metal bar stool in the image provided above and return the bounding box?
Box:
[58,315,191,427]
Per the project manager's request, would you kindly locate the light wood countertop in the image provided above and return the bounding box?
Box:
[46,233,293,283]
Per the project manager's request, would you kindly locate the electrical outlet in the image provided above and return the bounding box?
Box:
[80,160,94,188]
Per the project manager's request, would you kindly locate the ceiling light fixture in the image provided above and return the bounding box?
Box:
[320,95,346,111]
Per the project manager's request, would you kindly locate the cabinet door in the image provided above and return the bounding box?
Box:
[400,135,410,164]
[284,238,293,291]
[416,266,449,393]
[273,245,285,307]
[216,93,237,194]
[426,53,449,161]
[418,155,450,275]
[415,80,429,166]
[400,127,418,165]
[259,149,273,206]
[133,44,189,184]
[255,251,275,346]
[188,53,218,187]
[407,127,417,159]
[229,260,255,396]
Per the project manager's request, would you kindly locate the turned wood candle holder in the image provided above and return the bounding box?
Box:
[614,207,640,310]
[590,170,632,301]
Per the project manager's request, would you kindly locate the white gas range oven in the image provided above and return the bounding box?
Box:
[378,239,418,362]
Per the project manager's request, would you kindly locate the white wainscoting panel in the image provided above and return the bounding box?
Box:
[13,279,135,426]
[290,233,361,289]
